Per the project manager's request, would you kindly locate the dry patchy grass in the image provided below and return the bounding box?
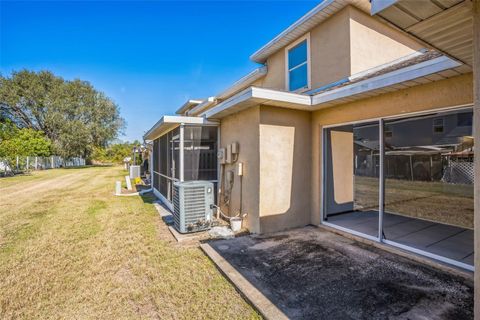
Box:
[0,167,260,319]
[355,176,474,229]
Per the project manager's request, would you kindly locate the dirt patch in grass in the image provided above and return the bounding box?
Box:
[0,166,260,319]
[208,227,473,320]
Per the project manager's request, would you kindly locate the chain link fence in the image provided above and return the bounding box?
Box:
[0,156,86,177]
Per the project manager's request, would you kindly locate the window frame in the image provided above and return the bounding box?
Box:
[433,117,444,134]
[285,33,311,92]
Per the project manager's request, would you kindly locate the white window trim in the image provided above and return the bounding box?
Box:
[285,33,311,93]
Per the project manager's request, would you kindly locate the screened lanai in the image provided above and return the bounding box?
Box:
[144,116,219,210]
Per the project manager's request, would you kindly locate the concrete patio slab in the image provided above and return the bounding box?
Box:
[427,230,474,261]
[203,226,473,320]
[327,211,474,266]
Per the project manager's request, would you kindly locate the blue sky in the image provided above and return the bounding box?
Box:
[1,1,317,142]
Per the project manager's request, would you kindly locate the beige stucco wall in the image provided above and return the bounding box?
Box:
[220,106,261,233]
[310,7,351,89]
[259,49,286,90]
[218,105,311,234]
[311,73,474,225]
[348,6,424,75]
[259,106,311,233]
[254,5,425,94]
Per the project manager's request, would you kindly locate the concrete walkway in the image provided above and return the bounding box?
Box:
[327,211,474,265]
[203,227,473,320]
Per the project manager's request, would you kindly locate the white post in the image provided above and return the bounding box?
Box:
[26,156,29,171]
[16,156,19,171]
[125,175,132,191]
[179,123,185,182]
[51,156,54,169]
[378,119,385,242]
[34,156,38,170]
[115,181,122,195]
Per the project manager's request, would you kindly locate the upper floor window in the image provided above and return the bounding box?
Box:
[433,118,444,134]
[286,35,310,92]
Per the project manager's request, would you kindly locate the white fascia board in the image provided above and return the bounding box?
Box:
[143,115,218,140]
[251,87,311,105]
[175,99,204,115]
[370,0,399,15]
[187,97,217,116]
[202,56,461,119]
[203,86,311,119]
[162,115,215,124]
[250,0,336,63]
[311,56,461,106]
[203,87,254,119]
[217,66,268,100]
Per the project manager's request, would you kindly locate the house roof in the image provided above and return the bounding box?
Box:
[250,0,371,63]
[143,116,218,141]
[204,52,465,119]
[216,66,267,100]
[308,49,442,95]
[175,67,267,117]
[176,99,204,115]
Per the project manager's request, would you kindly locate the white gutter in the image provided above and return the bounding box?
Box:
[216,66,268,100]
[143,115,218,141]
[203,86,311,119]
[187,96,217,116]
[204,56,461,119]
[250,0,335,63]
[311,55,461,105]
[176,99,204,115]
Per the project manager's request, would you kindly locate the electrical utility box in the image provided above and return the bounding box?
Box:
[173,181,215,233]
[129,165,141,179]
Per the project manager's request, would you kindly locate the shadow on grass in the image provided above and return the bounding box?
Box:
[139,190,157,205]
[63,164,113,169]
[0,171,32,178]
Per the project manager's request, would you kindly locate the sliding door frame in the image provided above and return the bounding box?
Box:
[320,103,475,271]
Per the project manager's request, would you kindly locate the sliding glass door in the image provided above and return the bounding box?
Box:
[382,110,474,267]
[323,107,474,269]
[324,122,380,238]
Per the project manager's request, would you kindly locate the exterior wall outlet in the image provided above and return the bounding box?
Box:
[217,148,226,164]
[231,142,239,154]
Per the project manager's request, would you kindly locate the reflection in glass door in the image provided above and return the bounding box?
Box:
[382,110,474,268]
[324,122,379,238]
[322,108,474,270]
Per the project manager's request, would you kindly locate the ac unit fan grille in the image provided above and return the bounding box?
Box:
[173,183,211,233]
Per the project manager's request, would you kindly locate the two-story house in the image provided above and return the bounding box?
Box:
[144,0,477,278]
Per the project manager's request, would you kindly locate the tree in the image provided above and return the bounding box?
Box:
[0,120,51,158]
[0,70,125,159]
[91,140,142,164]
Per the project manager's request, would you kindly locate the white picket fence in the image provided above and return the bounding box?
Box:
[0,156,86,176]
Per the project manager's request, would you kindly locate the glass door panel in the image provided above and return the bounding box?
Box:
[324,122,379,238]
[383,109,474,266]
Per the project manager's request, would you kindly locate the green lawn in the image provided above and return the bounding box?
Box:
[0,166,260,319]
